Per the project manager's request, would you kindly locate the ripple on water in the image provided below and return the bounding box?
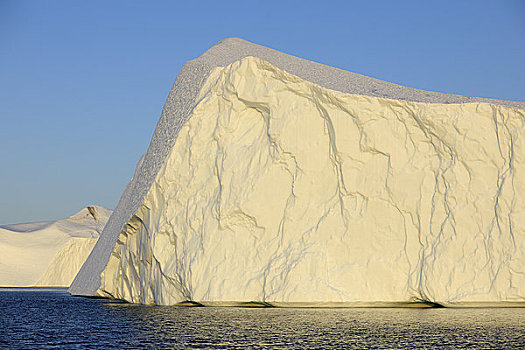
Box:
[0,290,524,349]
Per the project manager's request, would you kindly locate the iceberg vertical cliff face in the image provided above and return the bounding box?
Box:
[93,57,525,306]
[70,38,525,299]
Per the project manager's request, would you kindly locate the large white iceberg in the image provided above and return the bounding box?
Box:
[69,38,525,306]
[0,205,112,287]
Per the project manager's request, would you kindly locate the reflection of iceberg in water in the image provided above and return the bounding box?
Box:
[70,38,525,307]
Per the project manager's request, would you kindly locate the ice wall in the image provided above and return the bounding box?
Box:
[93,57,525,306]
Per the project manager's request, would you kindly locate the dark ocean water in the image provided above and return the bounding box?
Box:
[0,289,524,349]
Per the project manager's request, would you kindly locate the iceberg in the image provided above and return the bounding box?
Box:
[69,38,525,306]
[0,205,112,287]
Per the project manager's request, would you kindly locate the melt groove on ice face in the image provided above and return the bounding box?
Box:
[96,57,525,306]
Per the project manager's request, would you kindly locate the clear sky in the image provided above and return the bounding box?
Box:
[1,0,524,224]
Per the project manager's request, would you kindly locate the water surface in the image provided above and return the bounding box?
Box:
[0,289,524,349]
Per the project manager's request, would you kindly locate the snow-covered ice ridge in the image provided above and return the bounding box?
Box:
[70,38,525,307]
[0,205,112,287]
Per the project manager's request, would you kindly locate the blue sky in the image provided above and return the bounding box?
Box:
[1,0,524,224]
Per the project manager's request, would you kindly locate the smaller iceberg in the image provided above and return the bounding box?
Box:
[0,205,112,287]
